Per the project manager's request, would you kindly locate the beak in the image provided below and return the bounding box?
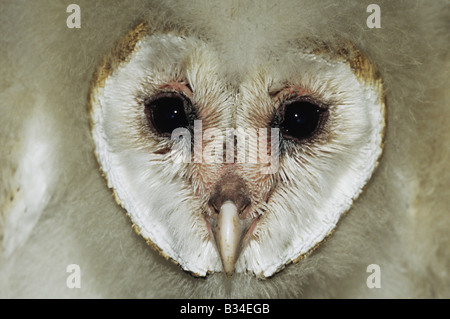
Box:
[210,201,252,278]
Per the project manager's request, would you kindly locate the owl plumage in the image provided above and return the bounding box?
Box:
[0,0,449,298]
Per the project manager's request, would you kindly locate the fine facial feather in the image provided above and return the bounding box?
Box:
[0,0,448,298]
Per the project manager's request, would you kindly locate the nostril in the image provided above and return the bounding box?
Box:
[208,172,251,216]
[209,201,220,215]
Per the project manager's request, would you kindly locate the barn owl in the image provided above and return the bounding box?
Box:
[0,0,449,298]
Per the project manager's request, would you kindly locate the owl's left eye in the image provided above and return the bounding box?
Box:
[278,98,328,142]
[144,92,191,136]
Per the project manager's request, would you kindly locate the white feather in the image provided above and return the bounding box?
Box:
[2,102,54,256]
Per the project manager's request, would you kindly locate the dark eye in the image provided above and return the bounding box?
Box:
[279,99,327,141]
[145,93,191,136]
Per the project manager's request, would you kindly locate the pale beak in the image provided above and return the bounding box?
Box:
[211,201,252,277]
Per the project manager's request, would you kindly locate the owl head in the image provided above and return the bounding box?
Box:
[88,21,385,278]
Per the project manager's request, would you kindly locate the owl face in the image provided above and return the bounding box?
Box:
[88,22,385,278]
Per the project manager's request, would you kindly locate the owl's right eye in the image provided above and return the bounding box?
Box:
[145,93,191,136]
